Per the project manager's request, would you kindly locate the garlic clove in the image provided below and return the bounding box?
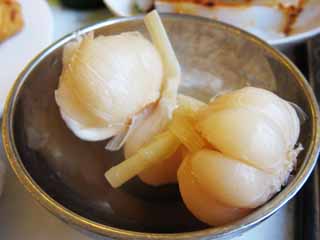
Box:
[178,155,252,226]
[188,149,282,209]
[59,110,122,141]
[139,146,185,186]
[197,107,287,174]
[200,87,300,149]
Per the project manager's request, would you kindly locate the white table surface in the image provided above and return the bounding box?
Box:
[0,0,53,116]
[0,1,296,239]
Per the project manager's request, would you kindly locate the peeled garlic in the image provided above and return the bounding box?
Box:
[175,87,301,226]
[198,107,287,174]
[197,87,300,176]
[184,150,282,209]
[178,154,251,226]
[201,87,300,148]
[138,146,186,186]
[55,31,163,141]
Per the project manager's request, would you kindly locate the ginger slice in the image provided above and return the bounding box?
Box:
[105,131,180,188]
[105,94,207,188]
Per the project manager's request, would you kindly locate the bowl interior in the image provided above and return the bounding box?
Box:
[10,16,314,233]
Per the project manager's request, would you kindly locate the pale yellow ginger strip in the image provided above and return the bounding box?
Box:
[169,112,206,153]
[105,131,180,188]
[177,94,206,119]
[169,95,207,152]
[144,10,181,110]
[105,94,207,188]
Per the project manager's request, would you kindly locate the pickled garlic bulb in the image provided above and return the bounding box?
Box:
[55,31,163,141]
[197,87,300,177]
[175,87,301,226]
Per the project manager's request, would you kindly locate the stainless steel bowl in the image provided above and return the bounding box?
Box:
[2,14,320,240]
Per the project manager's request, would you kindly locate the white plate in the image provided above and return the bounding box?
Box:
[103,0,320,49]
[103,0,153,16]
[0,0,53,116]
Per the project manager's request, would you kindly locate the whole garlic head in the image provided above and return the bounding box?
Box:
[55,32,163,141]
[177,87,302,226]
[197,87,300,177]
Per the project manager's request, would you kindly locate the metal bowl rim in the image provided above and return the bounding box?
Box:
[2,13,320,240]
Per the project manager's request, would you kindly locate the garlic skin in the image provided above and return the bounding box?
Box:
[55,32,163,141]
[124,102,169,157]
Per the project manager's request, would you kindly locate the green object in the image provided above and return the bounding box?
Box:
[60,0,104,9]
